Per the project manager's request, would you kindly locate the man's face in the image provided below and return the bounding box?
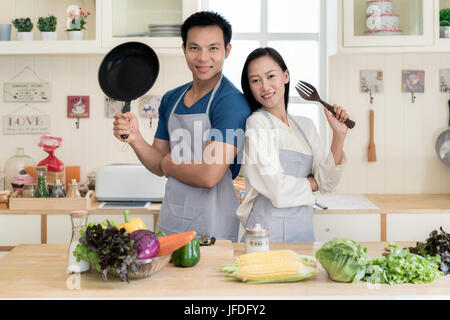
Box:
[183,26,231,82]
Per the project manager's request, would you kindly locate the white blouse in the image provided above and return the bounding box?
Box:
[236,109,347,225]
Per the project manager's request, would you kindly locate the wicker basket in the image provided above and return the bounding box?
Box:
[127,254,171,280]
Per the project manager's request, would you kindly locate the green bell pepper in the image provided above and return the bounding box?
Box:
[172,238,201,267]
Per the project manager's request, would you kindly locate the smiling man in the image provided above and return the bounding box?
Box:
[113,11,251,242]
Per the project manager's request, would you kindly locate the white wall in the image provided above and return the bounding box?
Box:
[329,53,450,194]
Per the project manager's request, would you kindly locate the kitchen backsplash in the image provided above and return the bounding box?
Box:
[0,54,192,183]
[329,53,450,194]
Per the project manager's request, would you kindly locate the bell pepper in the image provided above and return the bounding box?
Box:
[117,209,146,234]
[172,238,201,267]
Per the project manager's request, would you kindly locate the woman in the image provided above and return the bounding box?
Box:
[237,47,349,242]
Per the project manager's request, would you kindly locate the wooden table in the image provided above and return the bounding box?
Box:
[0,241,448,298]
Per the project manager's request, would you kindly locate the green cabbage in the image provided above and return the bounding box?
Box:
[315,238,371,283]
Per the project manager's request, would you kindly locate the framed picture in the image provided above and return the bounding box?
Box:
[104,96,123,118]
[360,70,383,93]
[67,96,89,118]
[439,69,450,92]
[139,95,161,118]
[402,70,425,93]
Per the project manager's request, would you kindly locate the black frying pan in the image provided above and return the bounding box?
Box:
[98,41,159,139]
[435,100,450,166]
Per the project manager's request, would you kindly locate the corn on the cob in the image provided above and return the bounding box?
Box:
[221,250,319,283]
[234,249,299,265]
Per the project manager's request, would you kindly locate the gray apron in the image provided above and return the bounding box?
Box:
[156,75,240,242]
[245,109,315,242]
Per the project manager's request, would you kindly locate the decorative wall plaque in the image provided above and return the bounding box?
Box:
[3,82,51,102]
[3,113,51,135]
[67,96,90,118]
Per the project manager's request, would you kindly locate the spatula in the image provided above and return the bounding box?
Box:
[368,109,377,162]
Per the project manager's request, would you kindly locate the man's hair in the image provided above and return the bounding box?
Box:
[181,11,232,47]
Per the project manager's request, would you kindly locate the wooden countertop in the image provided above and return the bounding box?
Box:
[0,242,448,298]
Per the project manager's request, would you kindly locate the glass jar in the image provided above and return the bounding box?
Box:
[0,171,4,192]
[3,148,35,191]
[22,184,36,197]
[66,179,81,198]
[67,210,90,273]
[77,183,89,198]
[35,166,49,198]
[245,223,270,253]
[87,171,96,191]
[50,179,66,198]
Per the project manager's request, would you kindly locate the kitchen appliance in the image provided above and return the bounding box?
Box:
[98,41,160,140]
[95,164,167,202]
[295,80,356,129]
[435,99,450,166]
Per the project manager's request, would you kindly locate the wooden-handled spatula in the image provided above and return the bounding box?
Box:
[368,109,376,162]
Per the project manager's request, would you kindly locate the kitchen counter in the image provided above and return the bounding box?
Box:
[0,241,448,299]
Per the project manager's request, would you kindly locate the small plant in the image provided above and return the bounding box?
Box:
[440,8,450,26]
[11,17,33,32]
[66,6,91,31]
[37,15,57,32]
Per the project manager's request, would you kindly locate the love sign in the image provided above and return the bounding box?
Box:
[2,114,51,135]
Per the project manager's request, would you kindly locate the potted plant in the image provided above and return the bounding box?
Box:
[37,15,57,40]
[11,17,33,41]
[440,8,450,38]
[66,5,90,40]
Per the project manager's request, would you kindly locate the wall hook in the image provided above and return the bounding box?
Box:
[411,91,416,103]
[369,90,374,104]
[75,117,80,129]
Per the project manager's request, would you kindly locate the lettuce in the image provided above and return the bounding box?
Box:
[315,238,371,283]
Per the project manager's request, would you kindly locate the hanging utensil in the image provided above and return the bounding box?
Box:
[295,80,355,129]
[98,42,160,140]
[435,99,450,166]
[368,109,376,162]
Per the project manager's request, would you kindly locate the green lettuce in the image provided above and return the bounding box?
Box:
[363,243,443,285]
[315,238,371,283]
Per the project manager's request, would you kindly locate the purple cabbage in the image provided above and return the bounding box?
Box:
[130,229,160,259]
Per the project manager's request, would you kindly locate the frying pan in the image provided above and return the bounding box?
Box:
[435,100,450,166]
[98,41,159,139]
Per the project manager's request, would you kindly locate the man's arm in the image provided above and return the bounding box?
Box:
[161,140,238,188]
[130,135,170,177]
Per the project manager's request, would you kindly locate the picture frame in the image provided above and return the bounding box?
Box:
[104,96,123,118]
[360,70,383,93]
[67,96,90,118]
[402,70,425,93]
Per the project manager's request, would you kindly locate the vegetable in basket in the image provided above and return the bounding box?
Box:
[117,209,146,233]
[130,229,160,260]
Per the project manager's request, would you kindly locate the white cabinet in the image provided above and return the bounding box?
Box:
[101,0,198,54]
[387,213,450,241]
[313,214,380,242]
[338,0,450,53]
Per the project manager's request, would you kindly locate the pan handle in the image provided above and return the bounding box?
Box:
[120,100,131,140]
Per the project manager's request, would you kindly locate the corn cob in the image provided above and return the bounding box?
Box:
[221,250,319,283]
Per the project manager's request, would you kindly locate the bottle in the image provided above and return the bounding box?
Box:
[245,223,270,253]
[67,210,90,273]
[4,148,35,191]
[35,166,49,198]
[66,178,81,198]
[50,179,66,198]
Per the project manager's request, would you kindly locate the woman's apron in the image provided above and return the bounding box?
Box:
[156,75,240,242]
[245,109,315,242]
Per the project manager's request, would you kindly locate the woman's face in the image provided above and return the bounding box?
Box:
[247,55,289,111]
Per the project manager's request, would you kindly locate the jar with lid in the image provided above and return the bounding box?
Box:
[66,179,81,198]
[3,148,35,191]
[86,171,96,191]
[35,166,49,197]
[67,210,90,273]
[245,223,270,253]
[50,179,66,198]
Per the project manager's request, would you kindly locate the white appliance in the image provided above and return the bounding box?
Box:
[95,164,167,202]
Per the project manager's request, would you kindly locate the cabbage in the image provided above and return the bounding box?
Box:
[315,238,371,283]
[130,230,160,259]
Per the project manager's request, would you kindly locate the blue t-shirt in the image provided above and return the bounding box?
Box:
[155,76,251,179]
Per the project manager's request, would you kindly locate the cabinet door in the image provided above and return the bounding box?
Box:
[313,214,380,242]
[387,213,450,241]
[101,0,198,51]
[342,0,433,47]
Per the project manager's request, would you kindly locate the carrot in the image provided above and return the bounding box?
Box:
[157,230,197,257]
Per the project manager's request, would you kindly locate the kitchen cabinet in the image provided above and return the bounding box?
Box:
[338,0,450,53]
[101,0,198,54]
[387,213,450,241]
[0,0,198,55]
[313,214,380,242]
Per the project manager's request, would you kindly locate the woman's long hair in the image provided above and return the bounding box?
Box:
[241,47,290,113]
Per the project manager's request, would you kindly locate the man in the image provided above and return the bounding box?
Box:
[113,11,251,242]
